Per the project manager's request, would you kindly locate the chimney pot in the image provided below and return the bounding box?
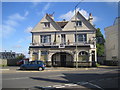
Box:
[63,19,66,21]
[89,13,92,16]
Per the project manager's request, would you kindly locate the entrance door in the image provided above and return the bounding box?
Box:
[52,52,73,67]
[92,51,96,67]
[60,54,66,67]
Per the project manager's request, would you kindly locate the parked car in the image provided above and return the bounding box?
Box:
[17,59,29,65]
[17,60,24,65]
[20,60,45,71]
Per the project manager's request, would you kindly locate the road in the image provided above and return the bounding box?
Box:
[2,66,120,90]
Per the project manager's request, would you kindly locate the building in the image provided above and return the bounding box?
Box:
[0,50,25,66]
[104,17,120,65]
[0,50,16,59]
[29,11,97,67]
[0,50,24,59]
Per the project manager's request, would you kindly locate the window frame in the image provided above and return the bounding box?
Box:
[44,22,50,28]
[75,21,82,27]
[75,34,87,42]
[40,35,51,43]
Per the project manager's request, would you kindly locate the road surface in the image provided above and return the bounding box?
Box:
[1,66,120,90]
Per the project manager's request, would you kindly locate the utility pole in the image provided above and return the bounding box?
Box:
[75,1,83,68]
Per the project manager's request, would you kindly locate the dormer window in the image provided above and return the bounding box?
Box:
[44,22,50,28]
[76,21,82,27]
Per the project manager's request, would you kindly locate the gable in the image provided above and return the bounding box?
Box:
[63,11,96,31]
[31,14,61,32]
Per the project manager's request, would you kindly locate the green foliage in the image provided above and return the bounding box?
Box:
[96,63,100,67]
[96,28,105,44]
[96,44,104,56]
[96,28,105,57]
[16,54,25,60]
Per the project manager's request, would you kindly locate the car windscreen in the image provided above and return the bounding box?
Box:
[30,61,35,64]
[37,61,43,64]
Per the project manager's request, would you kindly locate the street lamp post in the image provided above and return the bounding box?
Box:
[74,1,83,68]
[75,5,78,69]
[75,2,81,69]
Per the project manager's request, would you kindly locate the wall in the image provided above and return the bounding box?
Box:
[0,59,20,66]
[105,24,118,60]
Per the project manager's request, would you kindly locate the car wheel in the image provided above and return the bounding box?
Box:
[38,67,44,71]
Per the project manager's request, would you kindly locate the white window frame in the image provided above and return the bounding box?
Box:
[40,35,51,43]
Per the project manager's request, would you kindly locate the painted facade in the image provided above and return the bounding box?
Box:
[29,12,97,67]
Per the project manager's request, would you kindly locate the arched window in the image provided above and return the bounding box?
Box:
[78,51,89,61]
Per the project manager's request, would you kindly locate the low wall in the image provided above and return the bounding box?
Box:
[0,59,7,66]
[97,56,105,65]
[0,59,20,66]
[104,60,119,66]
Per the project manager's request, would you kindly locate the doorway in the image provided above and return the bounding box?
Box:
[52,52,73,67]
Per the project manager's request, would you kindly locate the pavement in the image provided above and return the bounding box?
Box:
[0,65,120,73]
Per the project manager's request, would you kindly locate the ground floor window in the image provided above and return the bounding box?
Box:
[40,51,48,61]
[78,51,89,61]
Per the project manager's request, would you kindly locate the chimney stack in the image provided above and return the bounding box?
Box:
[88,13,93,25]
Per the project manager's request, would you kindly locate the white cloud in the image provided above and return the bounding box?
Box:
[43,3,50,11]
[1,12,27,38]
[13,45,22,48]
[24,26,33,33]
[18,36,32,44]
[37,3,50,16]
[59,8,98,23]
[8,13,25,21]
[1,24,15,38]
[31,1,41,8]
[24,11,29,17]
[4,19,19,27]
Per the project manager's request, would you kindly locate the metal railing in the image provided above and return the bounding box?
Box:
[30,41,95,46]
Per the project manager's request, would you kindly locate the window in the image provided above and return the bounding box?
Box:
[61,34,66,44]
[41,51,48,55]
[37,61,42,64]
[79,51,88,55]
[41,35,51,43]
[78,51,89,61]
[44,22,50,28]
[30,61,35,64]
[75,34,87,42]
[76,21,82,26]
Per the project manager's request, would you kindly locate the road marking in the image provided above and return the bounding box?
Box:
[77,81,89,85]
[85,68,88,70]
[0,69,9,70]
[53,85,65,88]
[3,77,29,80]
[64,83,78,86]
[47,74,65,78]
[87,82,104,90]
[46,86,52,87]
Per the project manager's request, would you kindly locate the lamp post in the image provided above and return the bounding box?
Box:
[75,2,81,69]
[74,1,83,68]
[75,5,78,69]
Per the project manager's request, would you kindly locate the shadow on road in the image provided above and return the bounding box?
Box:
[30,69,120,90]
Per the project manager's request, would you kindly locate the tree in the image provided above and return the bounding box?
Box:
[96,28,105,57]
[16,54,25,60]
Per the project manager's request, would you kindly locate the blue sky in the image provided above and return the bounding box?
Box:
[1,2,118,57]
